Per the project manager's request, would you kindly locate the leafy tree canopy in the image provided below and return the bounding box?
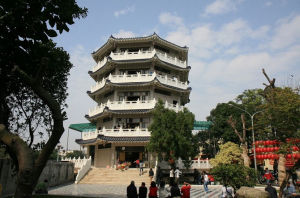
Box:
[210,142,243,167]
[211,164,256,190]
[147,100,199,167]
[65,150,85,159]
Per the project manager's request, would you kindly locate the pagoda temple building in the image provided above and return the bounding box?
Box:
[75,33,192,168]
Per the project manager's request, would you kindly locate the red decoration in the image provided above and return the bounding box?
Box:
[287,154,292,159]
[292,146,299,151]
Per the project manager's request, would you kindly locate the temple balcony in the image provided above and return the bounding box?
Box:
[90,72,188,93]
[91,49,187,72]
[88,99,184,118]
[82,127,150,140]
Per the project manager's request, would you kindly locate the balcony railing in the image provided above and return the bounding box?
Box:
[82,127,150,140]
[91,49,187,72]
[90,72,188,93]
[88,99,184,117]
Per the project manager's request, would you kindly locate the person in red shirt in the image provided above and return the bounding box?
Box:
[264,168,274,184]
[181,182,191,198]
[148,181,158,198]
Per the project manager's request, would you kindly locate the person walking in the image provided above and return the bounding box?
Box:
[138,182,147,198]
[139,160,144,176]
[174,167,182,184]
[203,171,209,193]
[170,182,181,198]
[264,168,274,184]
[127,181,138,198]
[155,166,161,187]
[149,168,154,184]
[135,159,140,168]
[148,181,158,198]
[159,181,169,198]
[169,168,175,185]
[181,182,191,198]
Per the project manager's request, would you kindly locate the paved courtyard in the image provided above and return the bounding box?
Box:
[49,183,222,198]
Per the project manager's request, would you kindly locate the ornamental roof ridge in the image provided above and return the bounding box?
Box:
[91,33,188,61]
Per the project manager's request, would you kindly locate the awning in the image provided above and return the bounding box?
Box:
[68,123,96,132]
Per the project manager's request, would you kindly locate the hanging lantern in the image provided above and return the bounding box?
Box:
[286,154,292,159]
[293,146,299,151]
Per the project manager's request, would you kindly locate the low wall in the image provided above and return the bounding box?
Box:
[0,159,74,197]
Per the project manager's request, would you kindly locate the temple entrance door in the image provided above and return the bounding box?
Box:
[125,152,139,167]
[89,145,95,165]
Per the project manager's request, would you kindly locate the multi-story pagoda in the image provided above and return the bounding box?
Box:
[76,33,191,168]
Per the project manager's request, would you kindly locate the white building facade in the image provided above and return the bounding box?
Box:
[76,33,191,168]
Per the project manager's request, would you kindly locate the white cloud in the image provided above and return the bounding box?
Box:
[114,6,135,18]
[159,13,183,27]
[113,30,136,38]
[270,15,300,50]
[203,0,243,16]
[265,1,272,6]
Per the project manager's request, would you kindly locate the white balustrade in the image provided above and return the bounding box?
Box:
[75,156,92,184]
[164,101,184,112]
[82,128,150,140]
[90,72,188,94]
[91,49,187,73]
[157,158,212,169]
[92,57,107,72]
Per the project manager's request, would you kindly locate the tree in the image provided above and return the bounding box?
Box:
[211,164,256,191]
[260,69,300,197]
[0,1,87,197]
[147,100,199,168]
[210,142,243,167]
[65,150,85,159]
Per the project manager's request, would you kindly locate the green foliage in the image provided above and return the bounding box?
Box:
[0,0,87,145]
[261,87,300,141]
[211,164,256,190]
[65,150,85,159]
[147,100,198,167]
[210,142,243,166]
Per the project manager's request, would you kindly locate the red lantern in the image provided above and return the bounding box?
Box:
[274,154,279,159]
[268,154,273,159]
[293,146,299,151]
[297,153,300,159]
[260,141,264,145]
[287,154,292,159]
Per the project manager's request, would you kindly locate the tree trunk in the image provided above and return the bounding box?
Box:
[278,154,288,198]
[241,144,250,168]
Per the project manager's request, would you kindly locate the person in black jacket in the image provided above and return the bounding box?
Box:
[170,182,181,198]
[265,183,278,198]
[138,182,147,198]
[127,181,138,198]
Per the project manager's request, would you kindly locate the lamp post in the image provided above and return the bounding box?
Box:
[229,104,263,171]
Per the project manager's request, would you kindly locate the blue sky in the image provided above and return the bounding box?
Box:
[54,0,300,150]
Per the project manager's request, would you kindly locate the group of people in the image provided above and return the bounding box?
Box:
[127,180,191,198]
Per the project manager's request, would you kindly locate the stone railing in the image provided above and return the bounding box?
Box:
[82,127,150,140]
[88,99,184,117]
[157,158,212,169]
[91,49,187,72]
[61,156,92,184]
[90,72,188,93]
[90,73,189,93]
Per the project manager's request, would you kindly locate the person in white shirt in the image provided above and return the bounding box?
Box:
[203,172,209,193]
[174,167,182,184]
[221,185,234,198]
[169,168,175,185]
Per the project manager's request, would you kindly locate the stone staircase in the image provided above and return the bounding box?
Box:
[80,167,151,186]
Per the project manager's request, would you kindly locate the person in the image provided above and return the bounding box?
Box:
[292,171,298,186]
[283,181,296,198]
[127,181,138,198]
[149,168,154,183]
[174,167,182,184]
[221,185,234,198]
[138,182,147,198]
[170,182,181,198]
[169,168,175,185]
[35,179,48,194]
[181,182,191,198]
[139,160,144,176]
[148,181,158,198]
[159,181,169,198]
[264,168,274,184]
[156,166,161,187]
[135,159,140,168]
[265,183,278,198]
[203,171,209,193]
[193,169,199,184]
